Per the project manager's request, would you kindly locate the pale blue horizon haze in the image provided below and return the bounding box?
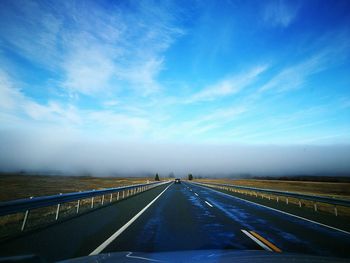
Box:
[0,0,350,176]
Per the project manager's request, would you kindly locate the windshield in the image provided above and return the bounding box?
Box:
[0,0,350,262]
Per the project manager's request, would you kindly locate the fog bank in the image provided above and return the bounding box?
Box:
[1,130,350,177]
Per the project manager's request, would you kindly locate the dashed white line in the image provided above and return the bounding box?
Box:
[194,192,199,196]
[90,183,172,255]
[241,229,272,252]
[205,201,213,207]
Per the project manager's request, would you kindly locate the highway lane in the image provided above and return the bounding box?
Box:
[0,183,170,262]
[188,182,350,257]
[99,182,350,258]
[101,182,261,253]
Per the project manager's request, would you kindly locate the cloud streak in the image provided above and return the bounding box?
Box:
[263,0,301,27]
[186,65,268,103]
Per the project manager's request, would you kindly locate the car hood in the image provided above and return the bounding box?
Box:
[58,250,349,263]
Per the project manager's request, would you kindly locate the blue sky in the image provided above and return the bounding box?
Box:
[1,0,350,148]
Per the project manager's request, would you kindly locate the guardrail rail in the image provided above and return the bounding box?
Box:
[192,181,350,216]
[0,181,169,238]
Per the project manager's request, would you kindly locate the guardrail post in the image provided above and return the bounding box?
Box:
[21,196,33,231]
[110,193,113,203]
[101,195,105,205]
[298,200,301,208]
[76,199,80,214]
[55,193,62,220]
[286,198,288,205]
[277,196,279,202]
[117,191,120,201]
[334,206,338,216]
[314,202,317,212]
[91,190,95,209]
[122,190,125,199]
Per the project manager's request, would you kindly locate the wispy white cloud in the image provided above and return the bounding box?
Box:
[259,34,350,93]
[153,106,247,141]
[63,41,116,95]
[0,0,185,97]
[0,70,22,110]
[263,0,301,28]
[258,55,323,93]
[114,57,164,95]
[0,1,64,69]
[186,65,268,103]
[0,70,151,138]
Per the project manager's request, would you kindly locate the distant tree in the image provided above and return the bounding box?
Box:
[155,173,160,181]
[188,173,193,180]
[169,172,175,178]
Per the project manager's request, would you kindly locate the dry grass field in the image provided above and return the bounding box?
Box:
[0,173,160,239]
[196,178,350,217]
[196,178,350,199]
[0,174,155,202]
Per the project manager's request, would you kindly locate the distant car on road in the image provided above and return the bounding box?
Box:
[175,178,181,184]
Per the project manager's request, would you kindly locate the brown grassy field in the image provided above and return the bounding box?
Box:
[196,178,350,199]
[0,174,156,202]
[196,178,350,217]
[0,173,160,239]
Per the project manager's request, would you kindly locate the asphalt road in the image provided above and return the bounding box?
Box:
[1,181,350,261]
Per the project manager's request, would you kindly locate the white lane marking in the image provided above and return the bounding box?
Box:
[90,183,173,255]
[241,230,272,252]
[126,252,164,262]
[194,192,199,196]
[205,201,213,207]
[191,183,350,235]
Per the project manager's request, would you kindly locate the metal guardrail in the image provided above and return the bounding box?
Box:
[192,181,350,215]
[0,181,169,232]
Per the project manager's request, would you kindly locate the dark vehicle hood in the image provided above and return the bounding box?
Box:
[58,250,349,263]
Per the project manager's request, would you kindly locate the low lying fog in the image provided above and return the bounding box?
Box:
[1,130,350,177]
